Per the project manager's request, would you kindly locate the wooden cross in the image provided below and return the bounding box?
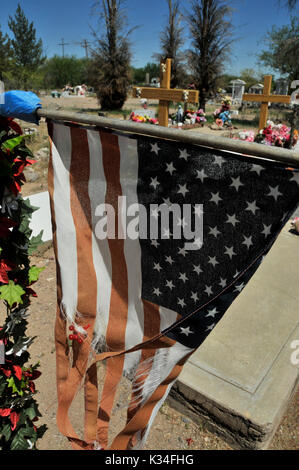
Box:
[242,75,291,130]
[133,58,199,127]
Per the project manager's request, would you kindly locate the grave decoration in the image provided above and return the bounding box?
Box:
[213,98,232,128]
[133,59,199,127]
[242,75,292,130]
[0,113,46,448]
[171,107,207,127]
[235,120,298,149]
[129,111,158,125]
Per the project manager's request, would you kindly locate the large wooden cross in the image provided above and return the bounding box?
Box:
[133,58,199,127]
[242,75,291,130]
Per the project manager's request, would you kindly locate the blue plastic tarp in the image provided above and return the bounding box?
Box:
[0,90,42,124]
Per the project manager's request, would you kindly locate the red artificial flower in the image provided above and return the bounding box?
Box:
[31,369,41,380]
[0,408,11,417]
[10,411,20,431]
[28,381,35,393]
[13,365,22,381]
[0,259,14,284]
[0,365,12,377]
[7,119,23,136]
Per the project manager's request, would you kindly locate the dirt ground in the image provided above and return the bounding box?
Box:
[15,95,298,450]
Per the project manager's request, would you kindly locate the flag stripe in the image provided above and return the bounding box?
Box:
[87,129,112,347]
[96,130,128,448]
[51,123,78,322]
[118,135,144,375]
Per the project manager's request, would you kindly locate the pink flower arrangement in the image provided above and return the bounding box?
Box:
[183,108,206,124]
[254,121,298,148]
[233,121,298,148]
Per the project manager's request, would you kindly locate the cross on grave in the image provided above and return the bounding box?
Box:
[242,75,291,131]
[133,58,199,127]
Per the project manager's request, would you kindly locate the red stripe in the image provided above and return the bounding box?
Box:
[96,130,129,448]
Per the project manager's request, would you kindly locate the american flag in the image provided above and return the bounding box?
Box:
[47,119,299,450]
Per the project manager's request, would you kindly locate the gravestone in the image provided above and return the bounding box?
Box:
[249,83,264,95]
[133,108,156,118]
[230,79,246,103]
[275,78,289,95]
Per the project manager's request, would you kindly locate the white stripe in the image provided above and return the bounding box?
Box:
[132,343,194,449]
[159,306,179,332]
[139,342,193,407]
[51,122,78,322]
[87,130,112,347]
[118,135,144,376]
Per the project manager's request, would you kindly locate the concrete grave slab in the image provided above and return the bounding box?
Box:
[25,191,52,242]
[169,218,299,449]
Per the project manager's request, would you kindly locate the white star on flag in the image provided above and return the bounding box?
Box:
[206,307,218,318]
[166,162,176,175]
[224,246,236,259]
[210,192,222,205]
[180,326,193,336]
[230,177,243,191]
[177,298,186,308]
[179,149,189,161]
[196,169,208,182]
[226,214,239,226]
[150,177,160,189]
[151,143,160,154]
[177,184,189,197]
[242,235,253,249]
[267,185,282,201]
[246,200,259,215]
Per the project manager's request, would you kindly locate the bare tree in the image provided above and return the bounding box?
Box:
[89,0,134,109]
[154,0,186,88]
[186,0,234,110]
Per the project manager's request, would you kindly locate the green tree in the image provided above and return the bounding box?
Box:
[239,68,261,91]
[41,56,90,89]
[8,3,45,89]
[186,0,234,110]
[89,0,134,110]
[258,17,299,84]
[0,27,12,78]
[154,0,186,87]
[132,62,160,84]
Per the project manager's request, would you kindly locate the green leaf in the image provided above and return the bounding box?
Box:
[1,423,12,441]
[1,135,25,152]
[21,198,39,216]
[28,266,45,284]
[7,376,23,396]
[28,231,43,255]
[10,431,29,450]
[24,404,37,421]
[0,281,25,307]
[19,216,32,236]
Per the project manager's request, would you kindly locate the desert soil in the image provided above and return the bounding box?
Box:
[16,95,298,450]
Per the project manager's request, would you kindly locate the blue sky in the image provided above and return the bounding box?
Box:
[0,0,297,76]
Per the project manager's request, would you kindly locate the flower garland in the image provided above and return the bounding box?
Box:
[0,116,46,450]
